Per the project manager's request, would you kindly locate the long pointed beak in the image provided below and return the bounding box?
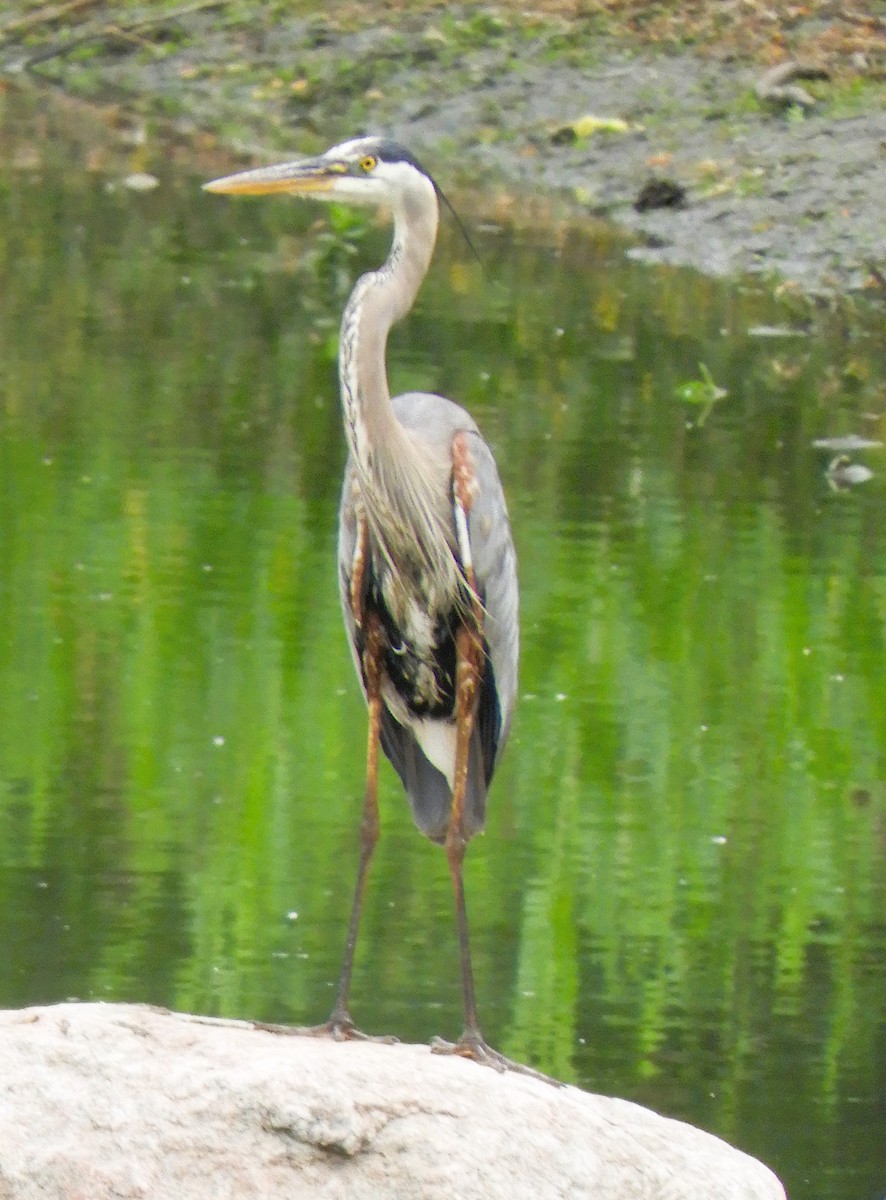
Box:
[204,158,345,196]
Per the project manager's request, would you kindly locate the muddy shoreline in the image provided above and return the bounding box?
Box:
[3,6,885,298]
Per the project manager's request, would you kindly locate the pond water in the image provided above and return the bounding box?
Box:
[1,89,884,1200]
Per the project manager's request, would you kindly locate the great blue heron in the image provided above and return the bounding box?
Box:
[206,136,524,1074]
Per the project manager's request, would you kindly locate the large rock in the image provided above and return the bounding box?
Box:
[0,1003,785,1199]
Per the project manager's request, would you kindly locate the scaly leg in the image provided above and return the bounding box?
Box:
[442,622,484,1042]
[430,627,558,1084]
[289,613,394,1044]
[432,441,559,1082]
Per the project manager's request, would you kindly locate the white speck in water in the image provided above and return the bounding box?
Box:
[122,172,159,192]
[803,647,812,656]
[213,735,225,747]
[712,835,727,845]
[555,692,568,702]
[287,911,299,922]
[202,563,213,573]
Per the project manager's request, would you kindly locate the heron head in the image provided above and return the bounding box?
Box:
[204,136,436,211]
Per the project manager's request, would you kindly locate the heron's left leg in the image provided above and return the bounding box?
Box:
[444,621,484,1040]
[431,449,557,1083]
[431,626,558,1084]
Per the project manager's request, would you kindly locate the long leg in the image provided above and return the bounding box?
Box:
[431,625,558,1083]
[432,440,559,1083]
[445,622,484,1044]
[287,612,394,1043]
[325,612,385,1035]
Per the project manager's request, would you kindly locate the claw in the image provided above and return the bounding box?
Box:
[309,1011,399,1044]
[252,1010,398,1045]
[430,1031,563,1087]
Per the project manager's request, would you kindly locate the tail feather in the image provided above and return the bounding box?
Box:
[379,708,487,844]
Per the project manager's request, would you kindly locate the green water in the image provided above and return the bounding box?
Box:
[1,91,884,1200]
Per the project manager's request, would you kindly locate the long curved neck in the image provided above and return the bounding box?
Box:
[338,187,438,478]
[337,180,462,607]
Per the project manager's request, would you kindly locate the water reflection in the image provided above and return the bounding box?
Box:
[1,86,884,1200]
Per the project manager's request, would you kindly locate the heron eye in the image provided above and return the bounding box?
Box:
[360,155,378,173]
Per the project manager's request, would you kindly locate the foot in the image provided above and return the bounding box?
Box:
[253,1008,397,1045]
[430,1029,563,1087]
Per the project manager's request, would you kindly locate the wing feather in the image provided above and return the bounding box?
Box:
[338,393,518,842]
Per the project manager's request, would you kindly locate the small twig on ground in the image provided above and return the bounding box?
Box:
[754,61,830,110]
[842,10,886,30]
[22,27,157,69]
[0,0,103,44]
[18,0,226,71]
[125,0,228,27]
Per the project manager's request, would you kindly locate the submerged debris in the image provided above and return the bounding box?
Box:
[813,435,884,452]
[825,455,874,490]
[550,114,637,145]
[635,178,687,212]
[675,362,728,427]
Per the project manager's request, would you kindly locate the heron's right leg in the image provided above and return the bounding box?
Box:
[298,612,394,1043]
[328,612,383,1031]
[253,588,392,1044]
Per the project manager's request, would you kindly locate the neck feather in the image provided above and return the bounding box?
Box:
[338,188,437,474]
[338,185,461,598]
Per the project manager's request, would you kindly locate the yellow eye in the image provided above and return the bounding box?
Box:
[360,155,378,173]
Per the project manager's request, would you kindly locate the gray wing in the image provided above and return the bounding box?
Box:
[457,426,519,770]
[337,392,518,841]
[337,456,362,682]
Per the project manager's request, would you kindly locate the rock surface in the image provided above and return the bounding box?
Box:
[0,1003,785,1200]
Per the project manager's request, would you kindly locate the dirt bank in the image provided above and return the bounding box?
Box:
[2,3,884,297]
